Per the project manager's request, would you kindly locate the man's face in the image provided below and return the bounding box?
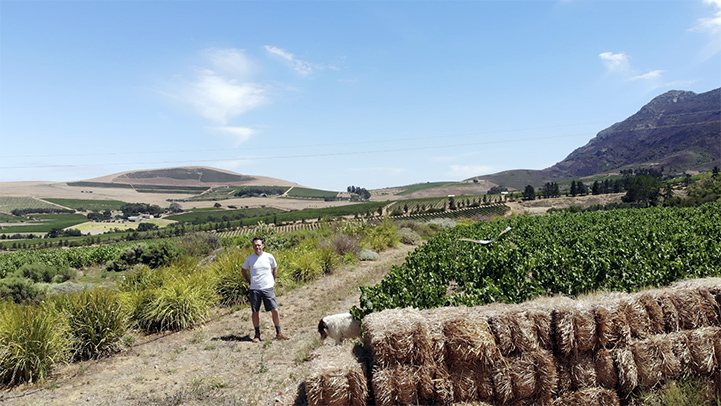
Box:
[253,240,264,255]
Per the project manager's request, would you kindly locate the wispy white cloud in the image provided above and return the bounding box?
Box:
[689,0,721,58]
[164,48,268,125]
[446,165,494,179]
[599,52,631,73]
[628,70,664,82]
[264,45,317,76]
[208,126,256,147]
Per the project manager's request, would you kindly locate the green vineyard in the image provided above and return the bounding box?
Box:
[353,201,721,318]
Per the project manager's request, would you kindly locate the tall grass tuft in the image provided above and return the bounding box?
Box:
[0,302,70,385]
[118,264,166,292]
[132,274,218,333]
[284,248,323,282]
[51,289,130,361]
[210,248,251,307]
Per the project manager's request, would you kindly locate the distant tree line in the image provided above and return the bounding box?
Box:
[11,208,75,216]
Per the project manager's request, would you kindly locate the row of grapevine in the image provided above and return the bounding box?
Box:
[353,202,721,318]
[0,244,128,278]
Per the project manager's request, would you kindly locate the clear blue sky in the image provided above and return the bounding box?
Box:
[1,0,719,191]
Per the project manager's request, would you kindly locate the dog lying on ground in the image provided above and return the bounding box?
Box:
[318,312,361,345]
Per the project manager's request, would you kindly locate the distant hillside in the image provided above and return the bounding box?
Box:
[76,166,302,188]
[469,87,721,190]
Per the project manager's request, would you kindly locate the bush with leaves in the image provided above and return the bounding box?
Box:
[210,248,251,307]
[178,232,221,258]
[0,276,43,304]
[0,301,71,385]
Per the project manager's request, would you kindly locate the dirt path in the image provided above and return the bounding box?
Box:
[3,244,417,406]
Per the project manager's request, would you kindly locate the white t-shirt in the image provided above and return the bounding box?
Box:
[242,252,277,290]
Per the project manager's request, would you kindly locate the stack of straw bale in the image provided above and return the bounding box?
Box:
[299,277,721,405]
[303,344,369,406]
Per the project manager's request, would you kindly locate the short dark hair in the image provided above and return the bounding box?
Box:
[252,236,264,244]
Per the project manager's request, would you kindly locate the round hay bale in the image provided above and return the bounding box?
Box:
[613,345,638,394]
[637,291,666,335]
[594,347,618,389]
[656,292,680,333]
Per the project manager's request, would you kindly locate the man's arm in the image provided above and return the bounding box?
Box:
[241,267,251,284]
[272,267,278,280]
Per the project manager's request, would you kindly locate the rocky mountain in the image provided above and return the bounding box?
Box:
[471,87,720,189]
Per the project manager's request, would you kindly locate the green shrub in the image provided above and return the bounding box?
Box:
[105,244,147,272]
[210,248,250,307]
[397,228,422,245]
[0,277,43,304]
[140,240,182,269]
[331,233,360,257]
[118,265,165,292]
[0,302,70,385]
[285,249,323,282]
[359,249,379,261]
[14,263,56,283]
[316,242,341,274]
[51,289,130,361]
[361,218,399,251]
[132,275,217,333]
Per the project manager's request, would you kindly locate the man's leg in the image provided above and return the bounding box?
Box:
[271,309,289,340]
[252,311,261,342]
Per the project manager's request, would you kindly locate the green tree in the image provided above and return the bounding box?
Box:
[622,175,660,207]
[523,185,536,200]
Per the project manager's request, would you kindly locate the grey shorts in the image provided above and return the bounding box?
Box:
[249,288,278,312]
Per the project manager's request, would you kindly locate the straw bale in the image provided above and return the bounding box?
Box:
[574,304,598,353]
[594,347,618,389]
[447,402,494,406]
[492,359,514,404]
[552,387,620,406]
[655,292,680,333]
[670,289,709,330]
[535,349,558,401]
[488,311,516,357]
[508,310,541,353]
[475,365,495,402]
[592,303,630,349]
[554,357,573,395]
[304,345,369,406]
[631,339,663,388]
[637,291,666,335]
[569,351,598,390]
[423,307,452,366]
[508,353,537,400]
[524,305,554,351]
[648,334,681,379]
[621,296,651,340]
[553,306,577,356]
[371,364,432,406]
[450,363,479,403]
[613,345,638,394]
[686,327,720,375]
[697,287,720,326]
[668,331,693,375]
[443,310,500,366]
[363,307,433,368]
[671,277,721,291]
[433,365,455,406]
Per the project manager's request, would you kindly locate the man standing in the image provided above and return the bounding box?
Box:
[242,236,290,342]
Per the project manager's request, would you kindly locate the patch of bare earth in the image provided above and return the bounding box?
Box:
[3,244,417,406]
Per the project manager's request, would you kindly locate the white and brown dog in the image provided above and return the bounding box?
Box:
[318,312,361,345]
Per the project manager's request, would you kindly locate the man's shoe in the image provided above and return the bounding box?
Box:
[252,335,261,343]
[275,332,290,340]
